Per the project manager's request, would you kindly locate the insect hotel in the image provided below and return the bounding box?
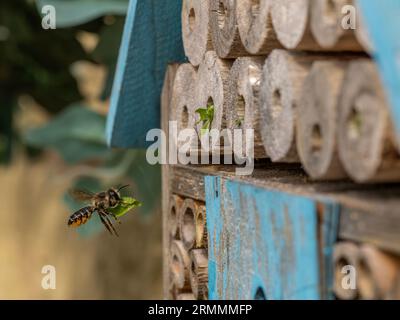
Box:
[107,1,400,300]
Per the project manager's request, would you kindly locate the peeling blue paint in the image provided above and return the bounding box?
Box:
[205,176,339,300]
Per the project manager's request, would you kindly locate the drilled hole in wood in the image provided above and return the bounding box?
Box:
[324,0,337,26]
[217,1,228,29]
[191,259,196,275]
[271,89,283,119]
[171,253,182,281]
[196,211,204,229]
[251,0,260,19]
[182,105,189,128]
[235,95,246,128]
[311,124,323,153]
[182,207,195,247]
[254,287,266,300]
[189,8,196,32]
[347,107,362,141]
[170,205,177,238]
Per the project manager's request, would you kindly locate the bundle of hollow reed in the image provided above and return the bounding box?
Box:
[168,196,209,300]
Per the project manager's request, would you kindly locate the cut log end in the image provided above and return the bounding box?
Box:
[179,198,198,251]
[260,50,313,163]
[297,61,347,180]
[236,0,280,54]
[171,64,198,150]
[210,0,247,58]
[227,57,266,158]
[271,0,316,50]
[182,0,213,66]
[170,240,192,292]
[311,0,362,51]
[169,195,184,239]
[338,59,400,183]
[189,249,209,300]
[196,51,233,154]
[333,242,360,300]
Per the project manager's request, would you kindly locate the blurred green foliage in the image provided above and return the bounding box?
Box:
[37,0,128,28]
[26,105,109,164]
[1,0,160,236]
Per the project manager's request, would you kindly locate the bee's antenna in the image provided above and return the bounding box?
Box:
[117,184,130,192]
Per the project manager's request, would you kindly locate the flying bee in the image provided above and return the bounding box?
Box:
[67,185,130,237]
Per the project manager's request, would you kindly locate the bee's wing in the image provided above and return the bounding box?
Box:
[69,188,94,203]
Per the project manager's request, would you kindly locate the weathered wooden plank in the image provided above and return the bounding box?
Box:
[171,164,400,255]
[206,176,336,300]
[339,199,400,256]
[106,0,185,148]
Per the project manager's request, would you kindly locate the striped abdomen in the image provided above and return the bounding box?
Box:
[68,206,95,227]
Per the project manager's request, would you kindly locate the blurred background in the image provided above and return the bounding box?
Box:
[0,0,162,299]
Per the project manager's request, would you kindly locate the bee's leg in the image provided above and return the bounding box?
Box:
[109,212,121,224]
[102,211,119,237]
[98,211,114,236]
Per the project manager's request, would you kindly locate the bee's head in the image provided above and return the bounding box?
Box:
[108,185,129,207]
[107,188,121,207]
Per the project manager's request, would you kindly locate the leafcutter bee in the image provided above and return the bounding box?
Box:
[67,185,130,237]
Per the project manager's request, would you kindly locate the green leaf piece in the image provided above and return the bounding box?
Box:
[195,103,214,136]
[108,197,142,218]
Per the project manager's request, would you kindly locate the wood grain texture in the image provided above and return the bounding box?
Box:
[226,57,267,159]
[259,50,315,163]
[338,59,400,183]
[339,194,400,256]
[310,0,363,51]
[170,164,400,256]
[189,248,209,300]
[170,63,198,150]
[179,198,198,251]
[210,0,247,58]
[161,64,179,299]
[170,240,192,292]
[169,194,184,240]
[236,0,281,55]
[271,0,319,50]
[196,51,233,154]
[182,0,213,66]
[195,204,208,249]
[297,61,348,180]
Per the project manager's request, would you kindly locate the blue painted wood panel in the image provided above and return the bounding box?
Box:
[205,176,339,300]
[358,1,400,144]
[106,0,186,148]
